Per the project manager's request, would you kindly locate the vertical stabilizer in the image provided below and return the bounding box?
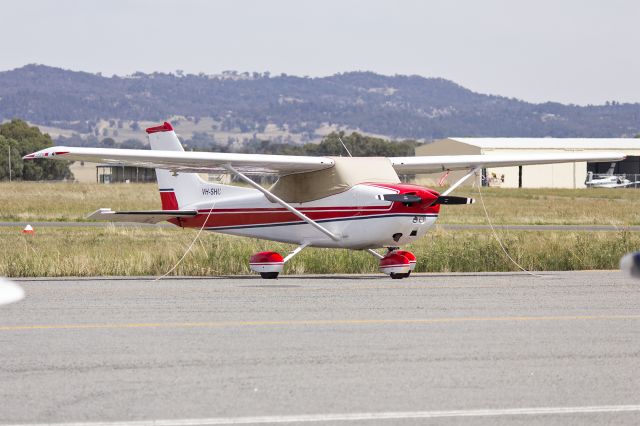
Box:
[605,162,616,176]
[146,122,250,209]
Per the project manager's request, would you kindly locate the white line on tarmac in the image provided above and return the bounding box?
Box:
[4,405,640,425]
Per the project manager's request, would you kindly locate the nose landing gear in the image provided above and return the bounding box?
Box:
[379,252,411,278]
[394,250,416,274]
[367,248,416,279]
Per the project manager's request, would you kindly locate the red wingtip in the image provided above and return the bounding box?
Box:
[145,122,174,134]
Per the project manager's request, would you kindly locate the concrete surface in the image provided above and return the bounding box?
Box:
[0,272,639,425]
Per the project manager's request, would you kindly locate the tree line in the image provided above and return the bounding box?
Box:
[0,120,72,181]
[183,131,418,157]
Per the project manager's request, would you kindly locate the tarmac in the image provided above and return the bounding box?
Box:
[1,271,639,425]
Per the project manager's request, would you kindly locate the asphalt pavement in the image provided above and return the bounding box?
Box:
[0,272,639,425]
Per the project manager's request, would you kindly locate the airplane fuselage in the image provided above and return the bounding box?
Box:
[586,175,634,188]
[168,183,440,249]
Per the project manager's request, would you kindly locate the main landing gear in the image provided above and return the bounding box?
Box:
[249,244,309,279]
[249,251,284,279]
[249,246,417,280]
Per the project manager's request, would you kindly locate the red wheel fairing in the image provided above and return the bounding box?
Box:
[249,251,284,275]
[379,252,410,275]
[395,250,417,271]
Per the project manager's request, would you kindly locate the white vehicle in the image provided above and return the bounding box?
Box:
[25,122,625,279]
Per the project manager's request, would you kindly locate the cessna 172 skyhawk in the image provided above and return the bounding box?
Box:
[24,123,624,279]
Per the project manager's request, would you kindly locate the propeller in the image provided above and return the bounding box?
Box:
[434,196,475,205]
[380,194,422,203]
[379,193,474,206]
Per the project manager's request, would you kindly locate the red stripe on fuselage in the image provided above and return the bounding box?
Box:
[175,203,439,229]
[205,205,392,213]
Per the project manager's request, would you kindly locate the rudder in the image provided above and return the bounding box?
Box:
[146,122,250,209]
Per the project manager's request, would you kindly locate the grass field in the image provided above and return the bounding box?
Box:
[2,182,640,225]
[1,226,637,277]
[1,182,639,276]
[0,182,161,222]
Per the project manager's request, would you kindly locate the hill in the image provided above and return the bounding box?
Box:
[0,64,639,145]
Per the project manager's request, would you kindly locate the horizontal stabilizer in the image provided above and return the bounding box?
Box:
[87,208,198,224]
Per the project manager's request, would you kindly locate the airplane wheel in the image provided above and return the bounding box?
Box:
[390,272,409,279]
[260,272,279,279]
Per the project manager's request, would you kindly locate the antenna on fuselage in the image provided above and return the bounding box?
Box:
[337,136,352,157]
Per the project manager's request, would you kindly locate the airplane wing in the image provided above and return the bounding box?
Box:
[87,208,198,224]
[25,147,625,176]
[389,152,626,174]
[616,181,640,188]
[23,147,335,175]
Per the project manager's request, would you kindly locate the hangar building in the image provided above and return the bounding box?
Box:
[414,138,640,188]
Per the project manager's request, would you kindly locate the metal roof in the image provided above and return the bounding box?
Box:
[448,138,640,150]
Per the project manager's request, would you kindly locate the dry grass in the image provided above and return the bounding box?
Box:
[0,182,160,221]
[439,187,640,225]
[2,182,640,225]
[1,226,637,277]
[1,182,639,277]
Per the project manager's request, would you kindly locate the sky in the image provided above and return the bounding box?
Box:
[1,0,639,105]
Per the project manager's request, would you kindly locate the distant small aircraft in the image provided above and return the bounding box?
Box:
[25,123,624,279]
[585,164,640,188]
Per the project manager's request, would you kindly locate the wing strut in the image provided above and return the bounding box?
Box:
[442,167,481,196]
[283,242,310,263]
[223,164,341,241]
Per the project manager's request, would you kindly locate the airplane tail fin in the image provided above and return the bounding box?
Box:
[146,122,250,209]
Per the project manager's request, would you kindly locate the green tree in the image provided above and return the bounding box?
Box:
[0,136,23,180]
[0,119,73,181]
[310,132,418,157]
[121,138,146,149]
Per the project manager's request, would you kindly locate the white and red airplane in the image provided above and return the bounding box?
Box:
[25,122,624,279]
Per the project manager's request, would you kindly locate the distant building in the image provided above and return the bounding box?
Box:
[415,138,640,188]
[96,165,156,184]
[70,162,230,184]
